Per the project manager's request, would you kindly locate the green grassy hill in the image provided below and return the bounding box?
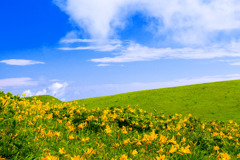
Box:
[72,80,240,123]
[25,95,62,104]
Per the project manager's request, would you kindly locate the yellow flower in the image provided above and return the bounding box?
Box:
[149,130,158,141]
[176,124,181,130]
[168,136,177,144]
[54,131,61,137]
[156,155,166,160]
[214,146,220,151]
[105,125,112,134]
[124,138,130,144]
[71,155,85,160]
[64,154,71,158]
[85,148,95,155]
[57,119,63,124]
[82,137,89,142]
[131,149,138,156]
[45,131,53,137]
[180,145,191,154]
[59,148,66,154]
[41,155,59,160]
[78,123,84,129]
[149,122,153,128]
[136,141,142,146]
[69,135,75,140]
[157,148,164,153]
[217,152,230,160]
[229,120,233,124]
[176,132,181,136]
[121,126,128,134]
[122,129,128,134]
[237,153,240,158]
[22,94,26,97]
[120,154,128,160]
[169,145,177,154]
[12,134,18,139]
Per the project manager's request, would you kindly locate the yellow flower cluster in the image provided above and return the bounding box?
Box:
[0,92,239,159]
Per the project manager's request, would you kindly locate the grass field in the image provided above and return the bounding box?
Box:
[73,80,240,123]
[0,80,240,159]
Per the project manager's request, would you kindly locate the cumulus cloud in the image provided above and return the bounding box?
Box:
[54,0,240,45]
[36,89,47,95]
[0,77,37,89]
[48,82,68,97]
[0,59,44,66]
[22,90,33,97]
[21,82,68,101]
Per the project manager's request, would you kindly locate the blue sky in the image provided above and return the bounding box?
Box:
[1,0,240,101]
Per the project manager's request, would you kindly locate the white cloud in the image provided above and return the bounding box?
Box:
[230,62,240,66]
[60,39,97,43]
[91,42,240,63]
[59,44,121,52]
[36,89,47,95]
[0,78,37,89]
[59,38,122,51]
[19,82,68,101]
[54,0,240,45]
[48,82,68,97]
[0,59,44,66]
[96,64,111,67]
[22,90,33,97]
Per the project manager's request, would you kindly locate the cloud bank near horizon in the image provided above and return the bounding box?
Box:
[2,74,240,101]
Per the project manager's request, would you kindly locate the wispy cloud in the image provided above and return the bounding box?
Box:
[0,77,37,89]
[60,38,121,44]
[59,38,122,51]
[0,59,44,66]
[90,41,240,63]
[59,44,121,52]
[230,62,240,66]
[96,64,111,67]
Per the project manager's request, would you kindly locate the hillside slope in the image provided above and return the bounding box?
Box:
[25,95,62,104]
[73,80,240,122]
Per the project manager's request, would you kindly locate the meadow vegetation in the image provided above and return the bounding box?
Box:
[0,87,240,159]
[74,80,240,123]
